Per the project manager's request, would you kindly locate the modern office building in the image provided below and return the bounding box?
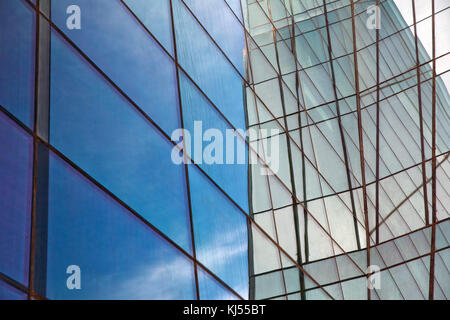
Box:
[245,0,450,300]
[0,0,448,300]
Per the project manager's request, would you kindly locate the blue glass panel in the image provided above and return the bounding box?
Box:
[46,151,196,300]
[224,0,243,22]
[188,165,249,299]
[51,0,179,134]
[173,0,246,131]
[198,267,239,300]
[50,31,192,252]
[0,280,27,300]
[179,71,249,213]
[0,0,35,127]
[183,0,245,75]
[123,0,174,54]
[0,112,33,285]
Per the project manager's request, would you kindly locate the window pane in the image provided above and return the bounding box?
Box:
[0,112,33,285]
[45,151,196,300]
[123,0,174,54]
[51,0,179,134]
[179,71,249,212]
[0,0,35,128]
[188,165,249,299]
[224,0,242,22]
[183,0,245,75]
[49,31,192,252]
[198,267,239,300]
[173,0,246,130]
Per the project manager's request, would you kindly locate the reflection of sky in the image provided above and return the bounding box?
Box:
[51,0,180,135]
[102,256,195,300]
[183,0,246,76]
[0,0,35,128]
[394,0,450,91]
[50,29,192,253]
[180,71,249,213]
[46,152,196,300]
[47,0,250,300]
[0,112,33,286]
[168,0,250,299]
[123,0,174,54]
[45,151,247,300]
[173,0,246,131]
[197,267,240,300]
[188,165,249,299]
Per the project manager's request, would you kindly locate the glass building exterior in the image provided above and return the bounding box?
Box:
[0,0,448,300]
[245,0,450,300]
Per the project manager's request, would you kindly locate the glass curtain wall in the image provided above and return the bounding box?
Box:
[0,0,449,300]
[245,0,450,300]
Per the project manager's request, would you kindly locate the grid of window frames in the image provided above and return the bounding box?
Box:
[245,0,450,300]
[0,0,449,300]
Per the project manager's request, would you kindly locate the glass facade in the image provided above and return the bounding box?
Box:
[0,0,448,300]
[245,0,450,300]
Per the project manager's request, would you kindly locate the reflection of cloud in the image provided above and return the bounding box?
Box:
[200,241,247,271]
[199,226,247,268]
[101,256,194,300]
[197,226,249,298]
[213,284,243,300]
[87,224,249,300]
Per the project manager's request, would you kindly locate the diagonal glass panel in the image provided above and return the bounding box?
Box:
[45,150,196,300]
[49,30,192,252]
